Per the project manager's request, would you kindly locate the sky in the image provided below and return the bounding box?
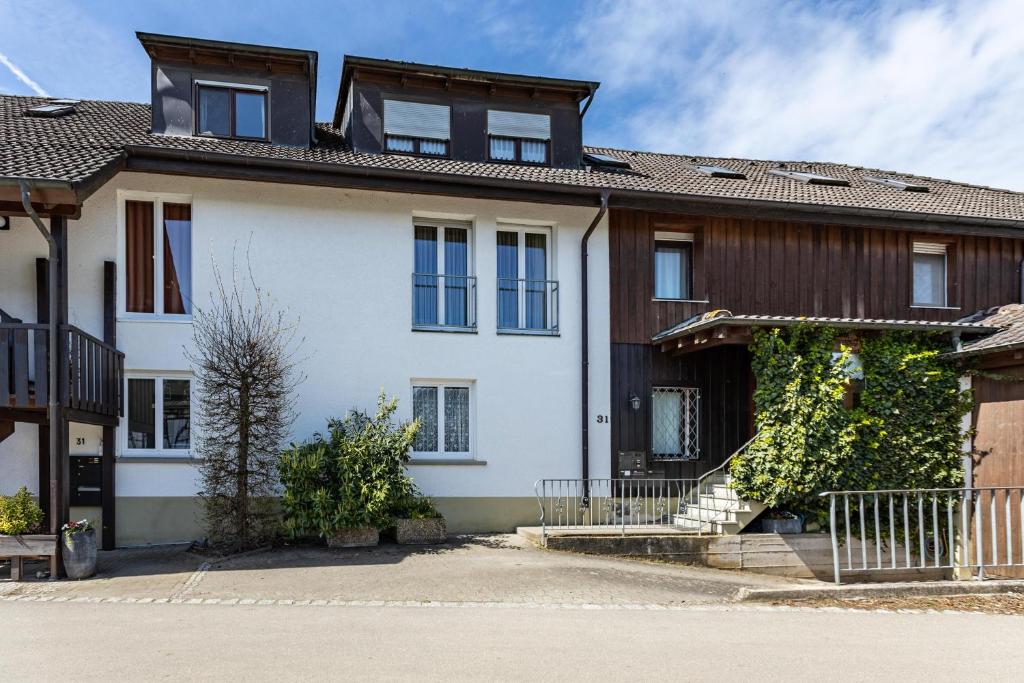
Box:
[2,0,1023,190]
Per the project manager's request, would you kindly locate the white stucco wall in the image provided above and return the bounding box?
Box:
[1,172,611,503]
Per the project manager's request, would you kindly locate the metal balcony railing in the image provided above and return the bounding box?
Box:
[412,273,477,331]
[496,278,559,333]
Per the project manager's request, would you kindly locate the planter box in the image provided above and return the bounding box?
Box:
[328,527,380,548]
[396,517,447,545]
[761,517,803,534]
[62,528,97,580]
[0,534,58,581]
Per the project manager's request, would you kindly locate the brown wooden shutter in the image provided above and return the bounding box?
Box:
[125,200,154,313]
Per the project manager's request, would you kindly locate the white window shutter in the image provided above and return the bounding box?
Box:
[384,100,450,140]
[488,110,551,140]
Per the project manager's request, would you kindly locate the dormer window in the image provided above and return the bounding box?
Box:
[195,82,268,141]
[383,100,450,157]
[488,111,550,165]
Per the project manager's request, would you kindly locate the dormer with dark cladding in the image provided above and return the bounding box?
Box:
[333,57,598,169]
[137,32,318,148]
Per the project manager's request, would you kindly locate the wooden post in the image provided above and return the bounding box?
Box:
[101,261,117,550]
[35,258,51,530]
[50,216,70,577]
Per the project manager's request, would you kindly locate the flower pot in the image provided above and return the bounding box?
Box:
[762,517,802,534]
[395,517,447,545]
[328,527,380,548]
[61,528,97,579]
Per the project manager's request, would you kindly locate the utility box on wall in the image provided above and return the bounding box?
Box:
[70,455,102,506]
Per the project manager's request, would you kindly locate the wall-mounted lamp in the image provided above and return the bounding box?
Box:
[0,216,10,231]
[628,394,641,411]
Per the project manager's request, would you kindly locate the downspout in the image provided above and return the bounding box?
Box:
[19,181,60,531]
[581,189,610,490]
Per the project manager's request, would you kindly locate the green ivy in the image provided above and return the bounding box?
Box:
[730,326,970,520]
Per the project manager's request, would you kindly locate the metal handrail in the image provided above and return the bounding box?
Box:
[496,277,559,332]
[684,435,759,535]
[411,273,478,329]
[820,486,1024,584]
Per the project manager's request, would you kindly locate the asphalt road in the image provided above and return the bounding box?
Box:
[2,600,1022,681]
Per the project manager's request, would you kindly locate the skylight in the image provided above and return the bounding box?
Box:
[693,164,746,179]
[24,102,77,118]
[583,152,630,169]
[768,169,849,187]
[864,176,930,192]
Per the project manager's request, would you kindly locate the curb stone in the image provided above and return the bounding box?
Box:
[736,579,1024,602]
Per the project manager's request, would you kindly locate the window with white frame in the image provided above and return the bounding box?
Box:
[497,225,555,331]
[651,387,700,460]
[123,195,192,317]
[412,221,475,329]
[653,231,693,300]
[124,375,191,455]
[411,381,472,457]
[912,242,948,307]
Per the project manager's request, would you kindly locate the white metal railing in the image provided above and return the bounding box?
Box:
[822,486,1024,584]
[496,278,558,333]
[534,478,699,541]
[677,436,758,534]
[412,273,477,330]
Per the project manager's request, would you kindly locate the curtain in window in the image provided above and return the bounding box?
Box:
[163,203,192,315]
[444,387,470,453]
[412,386,438,452]
[125,201,155,313]
[525,233,547,329]
[444,228,468,327]
[198,87,231,137]
[490,137,515,161]
[163,379,191,449]
[521,140,547,164]
[913,252,946,306]
[497,231,518,328]
[651,390,682,456]
[413,226,438,325]
[127,378,155,449]
[654,242,691,299]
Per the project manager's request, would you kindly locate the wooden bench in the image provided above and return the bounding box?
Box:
[0,535,58,580]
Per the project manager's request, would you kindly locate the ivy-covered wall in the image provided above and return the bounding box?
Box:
[730,326,970,517]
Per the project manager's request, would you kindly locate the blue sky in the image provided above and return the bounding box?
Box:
[3,0,1024,190]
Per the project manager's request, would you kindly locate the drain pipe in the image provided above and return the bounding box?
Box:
[581,189,610,492]
[19,181,60,533]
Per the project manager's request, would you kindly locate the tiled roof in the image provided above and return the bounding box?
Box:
[653,312,999,344]
[954,304,1024,355]
[4,95,1024,226]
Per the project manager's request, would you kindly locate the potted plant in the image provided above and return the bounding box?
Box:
[61,518,97,579]
[0,487,56,580]
[761,509,803,534]
[395,496,447,545]
[279,393,420,548]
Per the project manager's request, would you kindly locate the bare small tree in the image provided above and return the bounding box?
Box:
[187,250,303,550]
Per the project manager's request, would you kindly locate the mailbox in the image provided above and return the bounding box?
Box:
[617,450,666,479]
[70,455,102,506]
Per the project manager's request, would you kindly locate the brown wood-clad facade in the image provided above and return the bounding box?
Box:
[608,207,1024,479]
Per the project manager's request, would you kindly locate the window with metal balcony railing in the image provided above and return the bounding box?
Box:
[412,273,478,331]
[496,278,559,333]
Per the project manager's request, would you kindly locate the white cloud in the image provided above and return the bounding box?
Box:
[567,0,1024,190]
[0,51,48,96]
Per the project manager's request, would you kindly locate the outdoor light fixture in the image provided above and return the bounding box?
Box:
[629,394,641,411]
[0,216,9,230]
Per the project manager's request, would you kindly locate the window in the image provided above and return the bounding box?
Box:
[487,110,550,165]
[412,222,475,330]
[653,232,693,300]
[195,83,268,140]
[497,226,556,332]
[651,387,700,460]
[412,382,472,457]
[124,197,192,317]
[125,376,191,454]
[912,242,948,307]
[384,100,450,157]
[768,169,849,186]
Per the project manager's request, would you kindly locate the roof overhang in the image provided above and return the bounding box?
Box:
[0,152,125,218]
[654,314,1000,356]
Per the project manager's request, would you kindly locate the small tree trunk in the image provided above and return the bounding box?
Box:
[237,378,250,549]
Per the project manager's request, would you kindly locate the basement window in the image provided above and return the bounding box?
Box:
[195,82,268,140]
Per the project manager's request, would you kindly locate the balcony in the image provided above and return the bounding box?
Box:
[497,278,559,334]
[412,273,478,332]
[1,323,124,425]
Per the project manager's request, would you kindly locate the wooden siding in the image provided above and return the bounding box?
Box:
[610,343,752,478]
[610,209,1024,344]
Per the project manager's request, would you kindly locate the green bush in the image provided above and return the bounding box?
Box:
[278,393,420,539]
[398,495,441,520]
[0,487,44,536]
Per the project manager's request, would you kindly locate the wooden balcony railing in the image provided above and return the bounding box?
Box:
[1,323,124,420]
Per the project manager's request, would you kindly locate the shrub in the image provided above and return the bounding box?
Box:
[0,487,44,536]
[279,393,420,539]
[398,495,441,520]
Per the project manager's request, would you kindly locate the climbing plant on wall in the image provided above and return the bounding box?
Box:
[730,325,971,518]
